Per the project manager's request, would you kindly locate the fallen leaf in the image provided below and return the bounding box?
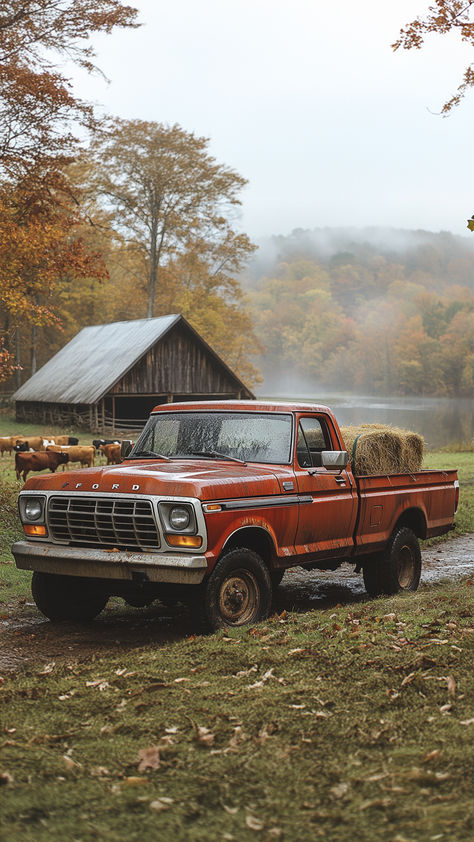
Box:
[359,797,393,810]
[424,749,441,763]
[446,676,456,697]
[39,662,55,674]
[247,668,275,690]
[223,804,238,815]
[330,782,350,800]
[246,814,264,831]
[62,755,82,773]
[401,672,416,687]
[149,797,173,812]
[90,766,110,778]
[124,776,148,786]
[196,726,215,746]
[460,718,474,726]
[137,746,161,772]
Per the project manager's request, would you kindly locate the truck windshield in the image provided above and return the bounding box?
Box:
[131,412,293,464]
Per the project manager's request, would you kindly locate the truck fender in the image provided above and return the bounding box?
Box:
[220,524,278,570]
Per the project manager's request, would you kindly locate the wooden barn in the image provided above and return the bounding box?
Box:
[13,315,255,432]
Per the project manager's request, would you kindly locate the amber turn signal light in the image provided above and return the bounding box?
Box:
[23,524,47,537]
[165,534,202,548]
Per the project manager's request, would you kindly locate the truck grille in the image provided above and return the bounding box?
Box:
[48,496,161,551]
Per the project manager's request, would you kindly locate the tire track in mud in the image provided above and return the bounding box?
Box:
[0,534,472,674]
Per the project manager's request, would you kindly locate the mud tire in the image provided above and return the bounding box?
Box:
[363,527,421,597]
[32,572,108,622]
[192,548,272,631]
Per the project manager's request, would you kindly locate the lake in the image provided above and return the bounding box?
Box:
[258,393,473,450]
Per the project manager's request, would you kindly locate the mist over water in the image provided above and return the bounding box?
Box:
[256,375,473,449]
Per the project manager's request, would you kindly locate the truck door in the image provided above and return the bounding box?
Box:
[294,414,357,560]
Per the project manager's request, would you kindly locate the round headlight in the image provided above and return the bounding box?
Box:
[24,499,42,521]
[169,506,191,530]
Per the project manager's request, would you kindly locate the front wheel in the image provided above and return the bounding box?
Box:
[32,572,108,621]
[363,527,421,597]
[192,548,272,631]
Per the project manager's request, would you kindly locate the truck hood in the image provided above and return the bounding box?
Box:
[23,458,294,501]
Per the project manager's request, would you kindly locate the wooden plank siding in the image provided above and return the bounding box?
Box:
[111,323,248,398]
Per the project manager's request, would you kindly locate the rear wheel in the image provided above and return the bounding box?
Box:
[192,548,272,631]
[32,572,108,621]
[363,527,421,597]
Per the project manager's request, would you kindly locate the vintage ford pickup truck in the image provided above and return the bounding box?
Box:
[12,401,459,629]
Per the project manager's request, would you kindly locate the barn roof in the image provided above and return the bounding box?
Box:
[13,315,252,405]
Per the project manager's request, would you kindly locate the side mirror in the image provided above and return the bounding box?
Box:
[320,450,349,470]
[120,440,133,459]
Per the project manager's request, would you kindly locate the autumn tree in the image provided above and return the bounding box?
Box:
[0,1,139,179]
[85,120,257,319]
[0,177,108,383]
[0,1,139,383]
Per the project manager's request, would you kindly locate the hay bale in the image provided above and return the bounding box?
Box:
[340,423,424,476]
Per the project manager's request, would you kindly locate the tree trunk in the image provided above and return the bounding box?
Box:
[147,222,159,318]
[31,323,38,375]
[15,328,22,389]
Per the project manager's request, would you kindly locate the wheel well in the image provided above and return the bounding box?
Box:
[394,508,427,540]
[221,527,277,570]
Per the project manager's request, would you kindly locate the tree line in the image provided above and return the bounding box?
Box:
[246,230,474,397]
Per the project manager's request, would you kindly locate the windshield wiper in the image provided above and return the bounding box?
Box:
[191,450,247,466]
[129,450,171,461]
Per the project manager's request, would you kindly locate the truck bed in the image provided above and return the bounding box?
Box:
[354,468,458,554]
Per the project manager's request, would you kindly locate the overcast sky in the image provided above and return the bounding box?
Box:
[71,0,474,240]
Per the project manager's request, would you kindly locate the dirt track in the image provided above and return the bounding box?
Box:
[0,534,472,674]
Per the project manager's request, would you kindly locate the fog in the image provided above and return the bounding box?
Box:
[68,0,474,240]
[245,226,474,284]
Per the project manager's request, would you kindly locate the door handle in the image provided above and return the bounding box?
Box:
[335,476,347,485]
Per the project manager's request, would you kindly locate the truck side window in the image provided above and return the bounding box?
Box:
[297,417,330,468]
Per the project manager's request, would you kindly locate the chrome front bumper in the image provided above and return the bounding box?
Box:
[11,541,208,584]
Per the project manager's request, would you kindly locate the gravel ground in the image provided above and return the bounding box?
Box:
[0,534,472,674]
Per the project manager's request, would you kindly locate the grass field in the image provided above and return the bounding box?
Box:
[1,581,473,841]
[0,413,473,840]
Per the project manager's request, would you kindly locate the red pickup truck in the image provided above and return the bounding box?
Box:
[12,401,459,630]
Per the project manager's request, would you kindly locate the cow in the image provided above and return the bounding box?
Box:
[14,436,45,451]
[100,443,121,465]
[0,436,14,457]
[13,442,34,453]
[50,435,70,446]
[68,437,79,446]
[15,450,69,482]
[46,445,95,469]
[92,438,120,450]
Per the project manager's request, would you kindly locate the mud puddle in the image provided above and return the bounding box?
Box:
[0,534,472,674]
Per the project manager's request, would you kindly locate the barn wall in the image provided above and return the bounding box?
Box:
[112,323,248,397]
